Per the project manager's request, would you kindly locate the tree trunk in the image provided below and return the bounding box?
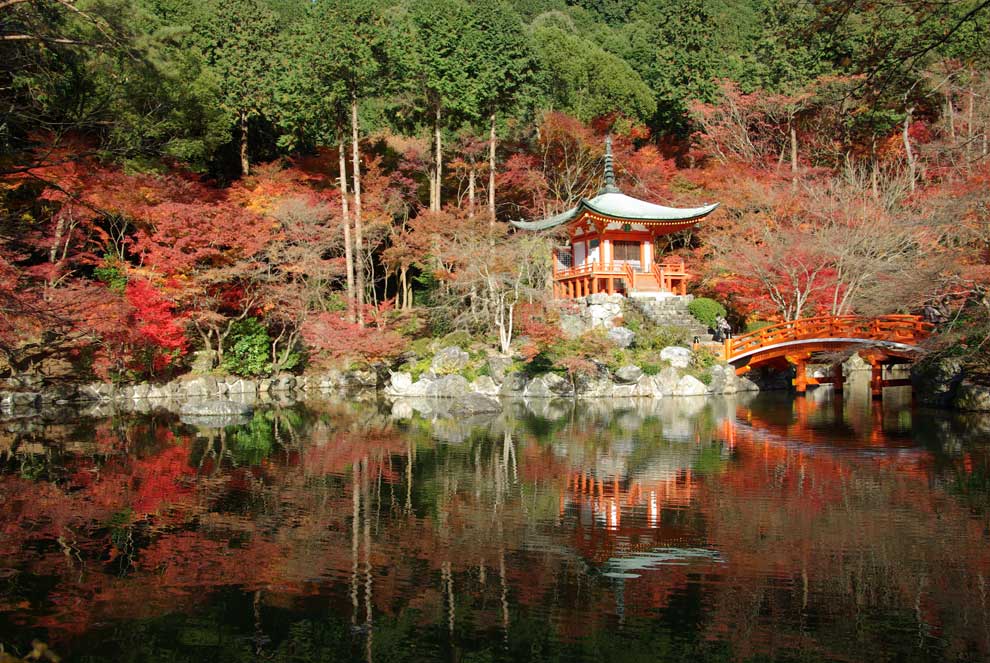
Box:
[946,90,956,139]
[903,106,916,192]
[967,82,975,169]
[467,166,476,217]
[352,97,365,326]
[488,113,497,223]
[338,137,356,323]
[433,105,442,211]
[239,109,250,177]
[789,121,798,190]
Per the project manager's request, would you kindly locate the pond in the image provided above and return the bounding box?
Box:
[1,379,989,662]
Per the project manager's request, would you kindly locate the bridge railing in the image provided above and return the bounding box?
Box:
[724,315,933,361]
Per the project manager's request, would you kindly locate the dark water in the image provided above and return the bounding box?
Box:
[2,379,989,662]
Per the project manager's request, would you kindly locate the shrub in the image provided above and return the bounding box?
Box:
[222,318,271,376]
[640,362,662,376]
[634,324,687,351]
[688,297,727,329]
[94,254,128,293]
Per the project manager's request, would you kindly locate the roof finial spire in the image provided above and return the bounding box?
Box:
[602,135,620,194]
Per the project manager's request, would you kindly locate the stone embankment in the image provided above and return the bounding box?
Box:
[0,344,774,419]
[0,369,384,419]
[911,356,990,412]
[384,344,766,415]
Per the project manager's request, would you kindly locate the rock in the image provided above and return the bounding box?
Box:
[179,399,253,417]
[708,364,737,395]
[470,375,499,396]
[146,384,172,400]
[843,353,871,372]
[612,384,637,397]
[560,314,586,338]
[633,375,656,397]
[659,346,693,369]
[486,356,513,383]
[912,356,965,407]
[226,378,257,395]
[614,365,643,384]
[179,375,220,399]
[524,373,574,398]
[257,378,273,393]
[386,371,414,396]
[736,374,760,392]
[608,326,635,349]
[543,372,574,396]
[131,383,151,399]
[574,374,613,398]
[271,374,296,392]
[673,374,708,396]
[424,374,471,398]
[652,367,682,396]
[449,393,502,415]
[499,372,528,396]
[79,382,113,401]
[587,303,622,328]
[954,379,990,411]
[431,346,470,375]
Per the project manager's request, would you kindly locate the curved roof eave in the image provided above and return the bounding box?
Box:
[510,199,720,231]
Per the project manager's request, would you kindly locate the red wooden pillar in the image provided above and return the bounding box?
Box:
[789,354,809,394]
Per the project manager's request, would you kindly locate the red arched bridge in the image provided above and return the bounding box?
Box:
[719,315,933,397]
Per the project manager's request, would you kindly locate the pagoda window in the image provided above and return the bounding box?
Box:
[613,240,641,264]
[573,241,586,267]
[588,238,600,264]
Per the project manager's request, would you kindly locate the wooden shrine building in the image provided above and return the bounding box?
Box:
[511,138,719,299]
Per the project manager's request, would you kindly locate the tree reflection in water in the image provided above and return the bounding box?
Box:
[0,382,988,662]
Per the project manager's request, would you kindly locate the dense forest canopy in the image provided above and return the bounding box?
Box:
[1,0,989,381]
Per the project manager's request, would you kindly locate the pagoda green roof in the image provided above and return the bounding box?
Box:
[511,136,719,231]
[510,192,720,231]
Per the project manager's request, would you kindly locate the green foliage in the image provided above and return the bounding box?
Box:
[688,297,727,329]
[692,346,721,372]
[221,317,272,376]
[745,319,773,333]
[94,254,128,293]
[530,26,656,122]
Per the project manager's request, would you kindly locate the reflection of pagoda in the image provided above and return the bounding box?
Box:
[512,137,719,298]
[559,464,707,568]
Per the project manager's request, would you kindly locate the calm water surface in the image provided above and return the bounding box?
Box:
[2,379,989,662]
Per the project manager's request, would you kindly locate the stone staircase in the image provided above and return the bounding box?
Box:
[625,295,713,342]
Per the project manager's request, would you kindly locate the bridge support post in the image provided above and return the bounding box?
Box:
[832,363,844,393]
[787,353,810,394]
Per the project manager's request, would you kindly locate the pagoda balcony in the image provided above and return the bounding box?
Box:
[552,253,689,299]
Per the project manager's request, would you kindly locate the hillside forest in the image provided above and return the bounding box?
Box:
[3,0,990,383]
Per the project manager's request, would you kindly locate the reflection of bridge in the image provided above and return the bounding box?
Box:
[721,315,933,397]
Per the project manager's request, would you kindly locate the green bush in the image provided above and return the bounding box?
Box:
[634,324,687,351]
[222,318,272,376]
[687,297,727,329]
[94,254,128,293]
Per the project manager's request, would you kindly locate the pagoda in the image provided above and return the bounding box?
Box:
[511,138,718,299]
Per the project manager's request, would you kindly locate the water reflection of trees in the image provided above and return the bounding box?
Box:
[0,394,988,661]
